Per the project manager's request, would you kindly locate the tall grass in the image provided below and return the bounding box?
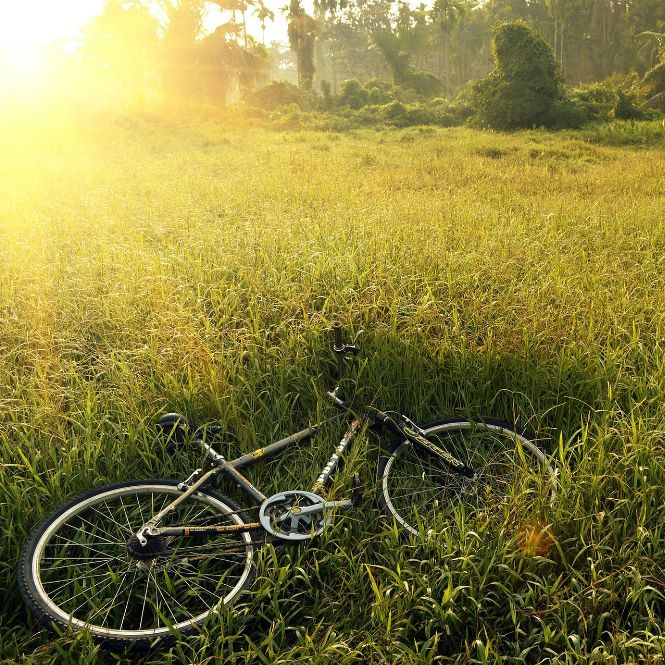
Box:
[0,115,663,663]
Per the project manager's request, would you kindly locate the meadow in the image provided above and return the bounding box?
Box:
[0,114,664,663]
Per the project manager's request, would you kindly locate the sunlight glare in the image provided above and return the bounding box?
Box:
[0,1,104,51]
[0,1,103,99]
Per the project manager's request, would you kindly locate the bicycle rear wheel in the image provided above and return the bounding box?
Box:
[19,479,256,650]
[377,419,557,537]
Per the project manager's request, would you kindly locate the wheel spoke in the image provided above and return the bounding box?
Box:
[26,482,255,645]
[382,422,555,535]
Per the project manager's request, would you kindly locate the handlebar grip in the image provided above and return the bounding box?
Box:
[333,323,344,350]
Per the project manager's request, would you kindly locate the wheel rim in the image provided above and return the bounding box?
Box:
[31,484,254,640]
[382,422,556,536]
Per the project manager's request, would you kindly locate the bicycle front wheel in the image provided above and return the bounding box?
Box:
[378,419,557,537]
[19,479,256,650]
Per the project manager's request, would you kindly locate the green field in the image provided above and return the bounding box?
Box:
[1,117,664,663]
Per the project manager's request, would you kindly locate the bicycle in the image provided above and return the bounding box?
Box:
[19,324,558,650]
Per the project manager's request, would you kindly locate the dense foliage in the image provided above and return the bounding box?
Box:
[59,0,665,124]
[471,21,563,129]
[238,20,660,132]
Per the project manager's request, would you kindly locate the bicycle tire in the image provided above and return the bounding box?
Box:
[19,479,256,650]
[377,418,557,537]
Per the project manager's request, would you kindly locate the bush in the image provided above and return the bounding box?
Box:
[612,88,646,120]
[380,100,408,122]
[320,80,332,109]
[405,71,444,97]
[338,79,369,110]
[567,75,656,124]
[546,97,587,129]
[642,61,665,108]
[424,98,460,126]
[470,21,561,129]
[269,102,307,129]
[379,100,433,127]
[336,78,417,109]
[245,81,312,111]
[364,78,395,105]
[569,79,617,121]
[377,100,457,127]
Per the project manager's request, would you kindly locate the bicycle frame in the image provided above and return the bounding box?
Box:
[137,395,369,541]
[137,345,472,542]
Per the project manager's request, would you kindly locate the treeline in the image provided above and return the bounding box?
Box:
[76,1,271,107]
[67,0,664,122]
[314,0,665,95]
[240,19,662,132]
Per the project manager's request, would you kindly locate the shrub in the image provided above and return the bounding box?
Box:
[338,79,369,110]
[336,78,418,109]
[470,21,561,129]
[568,80,617,121]
[568,75,654,124]
[364,78,397,105]
[320,79,332,108]
[378,101,448,127]
[380,100,409,125]
[405,70,444,97]
[546,97,587,129]
[269,102,307,129]
[245,81,312,111]
[642,58,665,109]
[425,98,460,126]
[612,88,646,120]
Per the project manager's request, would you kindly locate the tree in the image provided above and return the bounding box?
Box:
[432,0,467,96]
[159,0,206,98]
[640,29,665,108]
[372,5,443,96]
[471,20,562,129]
[284,0,318,89]
[253,0,275,45]
[81,0,159,106]
[373,29,412,86]
[313,0,347,89]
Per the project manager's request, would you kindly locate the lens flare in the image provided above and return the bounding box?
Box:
[516,521,555,557]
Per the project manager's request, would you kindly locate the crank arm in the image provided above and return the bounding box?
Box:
[276,498,353,522]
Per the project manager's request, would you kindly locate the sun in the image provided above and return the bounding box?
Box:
[0,0,105,88]
[0,1,105,50]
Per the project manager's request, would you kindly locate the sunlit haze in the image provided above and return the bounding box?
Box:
[0,0,289,100]
[0,1,289,54]
[0,2,105,50]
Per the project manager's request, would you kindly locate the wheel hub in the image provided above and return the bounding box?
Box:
[126,534,166,560]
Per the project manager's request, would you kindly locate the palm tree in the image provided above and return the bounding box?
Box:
[210,0,243,43]
[283,0,318,89]
[312,0,346,89]
[253,0,275,46]
[432,0,466,97]
[158,0,206,98]
[639,30,665,108]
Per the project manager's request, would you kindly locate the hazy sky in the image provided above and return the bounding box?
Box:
[0,1,104,50]
[0,1,306,53]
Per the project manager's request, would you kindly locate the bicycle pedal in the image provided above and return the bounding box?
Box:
[351,472,364,507]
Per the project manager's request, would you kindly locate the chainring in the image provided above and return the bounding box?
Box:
[259,490,330,541]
